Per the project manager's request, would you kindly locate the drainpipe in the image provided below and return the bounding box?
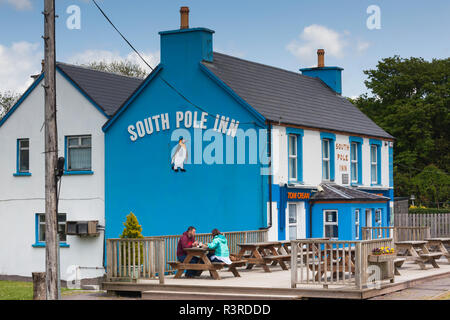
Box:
[267,123,273,228]
[309,201,315,238]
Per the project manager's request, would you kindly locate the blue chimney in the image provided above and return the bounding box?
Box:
[300,49,343,95]
[159,7,214,71]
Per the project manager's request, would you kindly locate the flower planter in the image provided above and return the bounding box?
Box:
[368,253,396,263]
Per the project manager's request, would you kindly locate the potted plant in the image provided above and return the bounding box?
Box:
[120,212,144,279]
[368,246,396,262]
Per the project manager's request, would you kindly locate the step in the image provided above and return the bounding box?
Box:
[142,290,303,300]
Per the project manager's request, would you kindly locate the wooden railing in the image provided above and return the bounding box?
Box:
[395,213,450,237]
[394,226,431,242]
[146,229,268,273]
[362,227,394,240]
[291,238,394,289]
[106,238,165,283]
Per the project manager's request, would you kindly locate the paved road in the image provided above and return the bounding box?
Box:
[369,276,450,300]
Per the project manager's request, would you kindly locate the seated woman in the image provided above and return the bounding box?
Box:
[203,229,232,265]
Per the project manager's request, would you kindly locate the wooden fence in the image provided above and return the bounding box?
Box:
[146,229,268,274]
[395,213,450,237]
[362,227,394,240]
[394,226,430,242]
[106,238,165,283]
[291,238,394,289]
[362,226,431,242]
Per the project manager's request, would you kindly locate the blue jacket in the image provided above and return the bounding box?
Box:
[207,235,230,258]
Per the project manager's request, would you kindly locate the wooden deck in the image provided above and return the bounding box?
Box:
[103,258,450,300]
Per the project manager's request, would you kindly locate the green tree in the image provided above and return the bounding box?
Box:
[412,165,450,208]
[0,91,20,120]
[351,56,450,206]
[120,212,144,267]
[82,60,149,79]
[120,212,144,239]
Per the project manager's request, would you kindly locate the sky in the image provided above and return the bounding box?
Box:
[0,0,449,98]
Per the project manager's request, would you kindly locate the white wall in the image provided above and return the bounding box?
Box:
[0,71,106,280]
[272,125,391,189]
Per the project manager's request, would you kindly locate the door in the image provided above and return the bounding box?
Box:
[365,209,372,228]
[287,202,306,240]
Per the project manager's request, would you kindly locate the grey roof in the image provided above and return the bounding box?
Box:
[310,184,390,202]
[202,52,393,139]
[57,63,143,117]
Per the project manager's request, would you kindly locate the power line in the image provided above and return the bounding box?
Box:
[91,0,262,128]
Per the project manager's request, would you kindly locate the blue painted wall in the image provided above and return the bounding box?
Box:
[104,28,267,238]
[311,202,389,240]
[300,66,343,95]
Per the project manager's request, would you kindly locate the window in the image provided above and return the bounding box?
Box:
[288,203,298,240]
[322,139,330,180]
[288,135,297,181]
[350,142,358,183]
[370,145,378,184]
[375,209,382,227]
[67,136,92,171]
[323,210,338,239]
[18,139,30,172]
[36,213,67,243]
[354,209,360,240]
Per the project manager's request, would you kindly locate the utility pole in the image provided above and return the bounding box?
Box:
[43,0,59,300]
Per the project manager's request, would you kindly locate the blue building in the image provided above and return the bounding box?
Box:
[102,8,394,241]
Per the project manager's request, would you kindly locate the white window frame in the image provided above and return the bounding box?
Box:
[375,209,382,228]
[288,134,298,181]
[354,209,360,240]
[287,203,298,240]
[67,135,92,171]
[18,138,30,172]
[351,142,358,183]
[37,213,67,243]
[322,139,331,181]
[323,210,338,239]
[370,145,378,184]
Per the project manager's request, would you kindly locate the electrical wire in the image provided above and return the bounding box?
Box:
[91,0,263,128]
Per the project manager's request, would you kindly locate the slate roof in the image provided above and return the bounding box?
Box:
[56,63,143,117]
[202,52,393,139]
[310,184,390,202]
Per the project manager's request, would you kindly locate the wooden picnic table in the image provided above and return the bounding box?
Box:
[278,240,292,255]
[169,247,245,280]
[425,238,450,263]
[395,240,441,269]
[236,242,290,272]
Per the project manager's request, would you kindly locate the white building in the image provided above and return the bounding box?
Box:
[0,63,141,283]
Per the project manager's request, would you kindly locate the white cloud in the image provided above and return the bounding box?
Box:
[356,41,371,53]
[1,0,32,10]
[68,49,160,73]
[0,41,42,93]
[286,24,348,65]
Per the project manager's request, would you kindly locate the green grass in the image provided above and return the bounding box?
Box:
[0,280,80,300]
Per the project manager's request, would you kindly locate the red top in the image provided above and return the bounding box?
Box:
[177,231,195,257]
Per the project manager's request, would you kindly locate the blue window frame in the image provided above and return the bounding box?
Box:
[369,139,382,185]
[349,136,363,185]
[320,132,336,181]
[286,128,303,183]
[13,138,31,177]
[64,135,94,175]
[33,213,69,248]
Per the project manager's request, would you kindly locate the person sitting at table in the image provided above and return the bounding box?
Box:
[176,226,200,278]
[202,229,232,265]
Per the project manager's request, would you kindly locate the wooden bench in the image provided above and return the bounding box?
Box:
[263,255,291,270]
[212,260,247,277]
[419,253,442,268]
[394,258,406,275]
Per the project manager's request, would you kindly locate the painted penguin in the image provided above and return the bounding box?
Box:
[171,138,188,172]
